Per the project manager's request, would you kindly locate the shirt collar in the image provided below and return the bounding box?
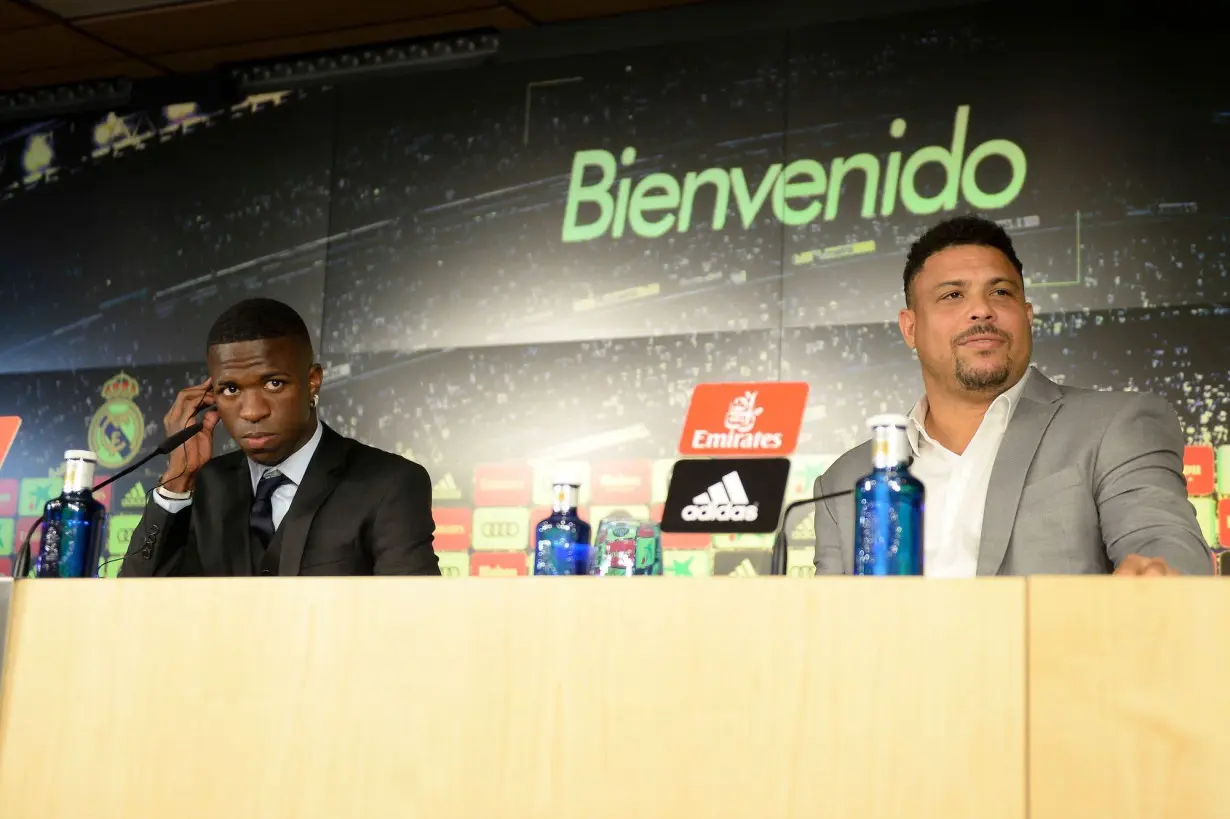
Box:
[247,418,323,491]
[906,366,1034,456]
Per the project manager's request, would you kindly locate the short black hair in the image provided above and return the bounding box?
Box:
[206,298,312,353]
[903,215,1023,306]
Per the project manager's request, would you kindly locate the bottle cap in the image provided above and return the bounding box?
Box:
[866,413,910,431]
[551,473,581,487]
[64,449,98,462]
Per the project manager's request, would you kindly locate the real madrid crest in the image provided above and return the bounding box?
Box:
[89,372,145,470]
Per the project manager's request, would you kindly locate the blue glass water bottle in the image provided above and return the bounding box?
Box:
[35,449,108,579]
[853,414,924,576]
[532,478,592,575]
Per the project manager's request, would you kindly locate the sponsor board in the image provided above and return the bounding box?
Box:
[474,462,533,507]
[0,416,20,473]
[713,550,773,577]
[432,472,464,503]
[18,477,58,517]
[785,455,839,502]
[0,518,14,556]
[787,547,817,578]
[1184,445,1215,496]
[651,459,675,504]
[0,478,17,516]
[678,382,808,456]
[107,514,142,557]
[438,552,470,577]
[17,516,41,551]
[591,460,651,505]
[432,507,472,552]
[1220,498,1230,549]
[121,482,148,509]
[660,458,789,534]
[471,507,530,551]
[92,483,112,511]
[711,533,775,549]
[1217,446,1230,497]
[1192,497,1218,550]
[471,552,529,577]
[663,550,712,577]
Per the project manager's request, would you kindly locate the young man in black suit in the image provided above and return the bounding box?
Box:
[119,298,441,577]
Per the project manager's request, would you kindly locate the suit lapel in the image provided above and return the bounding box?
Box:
[977,369,1064,576]
[211,453,255,576]
[273,425,350,576]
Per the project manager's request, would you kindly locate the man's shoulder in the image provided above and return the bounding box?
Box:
[196,448,245,481]
[1051,383,1173,419]
[814,441,872,492]
[335,432,431,482]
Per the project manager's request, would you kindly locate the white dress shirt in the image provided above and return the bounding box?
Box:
[905,369,1031,578]
[153,419,324,532]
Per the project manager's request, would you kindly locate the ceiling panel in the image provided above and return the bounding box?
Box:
[156,7,530,72]
[0,0,730,96]
[31,0,200,18]
[511,0,707,22]
[0,0,46,31]
[0,24,127,73]
[78,0,499,55]
[0,57,160,91]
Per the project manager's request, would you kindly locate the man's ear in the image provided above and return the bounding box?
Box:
[899,307,917,351]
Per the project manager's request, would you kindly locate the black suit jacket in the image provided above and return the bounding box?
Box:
[118,424,441,577]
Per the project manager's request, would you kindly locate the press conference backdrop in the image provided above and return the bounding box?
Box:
[0,5,1227,578]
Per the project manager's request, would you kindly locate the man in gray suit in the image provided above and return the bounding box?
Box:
[811,215,1213,577]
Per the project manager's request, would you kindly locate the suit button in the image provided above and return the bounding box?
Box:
[148,524,159,535]
[261,569,271,575]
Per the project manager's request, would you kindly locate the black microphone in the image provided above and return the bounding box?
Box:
[12,422,207,578]
[771,489,854,576]
[155,421,205,455]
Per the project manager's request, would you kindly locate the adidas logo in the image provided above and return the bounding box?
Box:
[433,473,462,501]
[121,482,147,508]
[728,558,758,577]
[682,471,759,523]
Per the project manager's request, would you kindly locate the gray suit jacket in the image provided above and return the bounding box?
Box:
[809,368,1215,576]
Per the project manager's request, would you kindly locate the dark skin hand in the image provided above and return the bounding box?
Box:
[159,336,323,492]
[1113,554,1180,576]
[159,379,221,494]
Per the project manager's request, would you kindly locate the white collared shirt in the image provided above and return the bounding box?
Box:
[906,369,1031,578]
[154,419,324,532]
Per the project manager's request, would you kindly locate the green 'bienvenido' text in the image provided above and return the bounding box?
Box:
[561,105,1026,243]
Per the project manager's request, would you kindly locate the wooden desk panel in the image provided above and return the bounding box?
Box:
[0,577,1026,819]
[1029,578,1229,819]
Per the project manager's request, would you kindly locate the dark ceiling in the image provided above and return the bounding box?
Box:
[0,0,711,91]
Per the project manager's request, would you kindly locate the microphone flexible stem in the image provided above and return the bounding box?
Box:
[771,489,854,576]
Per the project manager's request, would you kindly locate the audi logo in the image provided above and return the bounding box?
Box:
[480,522,521,537]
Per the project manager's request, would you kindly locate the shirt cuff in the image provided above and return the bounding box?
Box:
[153,487,193,514]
